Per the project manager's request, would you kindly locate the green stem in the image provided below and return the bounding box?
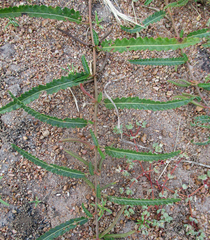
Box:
[99,205,126,238]
[64,149,89,166]
[100,182,117,191]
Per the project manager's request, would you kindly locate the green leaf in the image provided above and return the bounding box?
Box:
[9,92,87,128]
[144,0,154,5]
[81,55,90,74]
[168,79,192,87]
[82,203,93,218]
[97,147,105,160]
[101,37,199,53]
[12,144,85,178]
[0,72,89,114]
[121,10,165,34]
[36,217,88,240]
[104,97,195,111]
[105,146,180,161]
[0,5,82,23]
[0,198,9,206]
[187,29,210,38]
[164,0,189,9]
[143,10,166,26]
[180,29,184,38]
[129,56,187,66]
[97,92,103,103]
[96,184,101,199]
[93,29,99,46]
[104,231,136,239]
[108,196,180,206]
[90,129,98,146]
[191,137,210,145]
[64,149,89,166]
[89,162,94,176]
[197,83,210,91]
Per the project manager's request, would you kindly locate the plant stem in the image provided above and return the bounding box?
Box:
[89,0,99,238]
[99,205,126,238]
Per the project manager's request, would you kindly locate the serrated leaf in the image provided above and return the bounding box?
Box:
[97,147,105,160]
[168,79,191,87]
[101,37,199,53]
[82,203,93,218]
[81,55,90,74]
[191,137,210,145]
[12,144,85,178]
[108,196,180,206]
[36,217,88,240]
[0,72,89,114]
[187,28,210,38]
[197,83,210,91]
[105,146,180,161]
[143,10,165,27]
[96,184,101,199]
[64,149,89,166]
[89,162,94,176]
[90,129,98,146]
[93,29,99,46]
[104,97,195,111]
[129,56,187,66]
[144,0,154,5]
[164,0,189,9]
[0,5,82,23]
[9,92,87,128]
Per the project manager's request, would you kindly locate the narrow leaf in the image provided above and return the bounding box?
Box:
[197,83,210,91]
[93,29,99,46]
[108,196,180,206]
[187,28,210,38]
[164,0,189,9]
[129,56,187,66]
[104,231,136,239]
[168,79,192,87]
[96,184,101,199]
[143,10,165,27]
[105,147,180,161]
[97,92,103,103]
[0,5,82,23]
[98,147,105,160]
[101,182,117,191]
[64,149,89,166]
[9,92,87,128]
[144,0,154,5]
[191,137,210,146]
[89,162,94,176]
[0,72,89,114]
[12,144,85,178]
[90,129,98,146]
[36,217,88,240]
[101,37,199,53]
[0,198,9,206]
[104,97,195,111]
[82,203,93,218]
[81,55,90,74]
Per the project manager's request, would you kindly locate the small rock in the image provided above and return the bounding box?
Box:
[141,133,147,143]
[42,130,50,138]
[8,84,21,97]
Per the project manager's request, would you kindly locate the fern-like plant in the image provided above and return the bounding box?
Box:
[0,0,209,239]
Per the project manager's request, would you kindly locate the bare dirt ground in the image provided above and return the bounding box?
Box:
[0,0,210,239]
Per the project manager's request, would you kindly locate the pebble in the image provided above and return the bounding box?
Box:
[141,133,147,143]
[41,130,50,138]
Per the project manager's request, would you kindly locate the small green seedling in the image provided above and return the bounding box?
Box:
[93,11,103,29]
[4,17,19,30]
[91,198,112,221]
[29,196,42,208]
